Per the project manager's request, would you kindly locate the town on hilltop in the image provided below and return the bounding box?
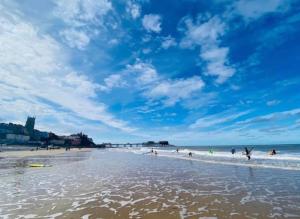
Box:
[0,117,95,147]
[0,117,171,148]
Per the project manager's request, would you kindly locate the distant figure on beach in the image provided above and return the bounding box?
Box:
[151,148,154,153]
[154,151,158,155]
[176,148,179,153]
[188,152,192,157]
[269,149,277,155]
[231,148,236,155]
[244,147,253,160]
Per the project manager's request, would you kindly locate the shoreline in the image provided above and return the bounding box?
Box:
[0,148,92,158]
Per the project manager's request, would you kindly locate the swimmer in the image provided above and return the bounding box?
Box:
[269,149,276,155]
[151,148,154,153]
[244,147,253,160]
[176,148,179,153]
[231,148,236,155]
[188,152,192,157]
[154,151,158,155]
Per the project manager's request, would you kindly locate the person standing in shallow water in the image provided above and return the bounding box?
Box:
[188,152,192,157]
[231,148,236,155]
[244,147,253,160]
[270,149,277,155]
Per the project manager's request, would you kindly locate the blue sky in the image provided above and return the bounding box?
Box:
[0,0,300,145]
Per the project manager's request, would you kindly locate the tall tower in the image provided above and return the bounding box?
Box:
[25,116,35,136]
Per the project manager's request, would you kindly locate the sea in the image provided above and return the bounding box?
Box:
[127,144,300,171]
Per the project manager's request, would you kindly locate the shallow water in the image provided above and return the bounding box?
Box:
[130,145,300,171]
[0,149,300,218]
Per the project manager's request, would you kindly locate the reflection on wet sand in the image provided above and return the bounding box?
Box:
[0,150,300,218]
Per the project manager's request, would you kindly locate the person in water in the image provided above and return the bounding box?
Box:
[209,148,213,154]
[151,148,154,153]
[270,149,276,155]
[244,147,253,160]
[154,151,158,155]
[231,148,236,155]
[188,152,192,157]
[176,148,179,153]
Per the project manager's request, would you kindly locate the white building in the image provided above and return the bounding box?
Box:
[6,134,30,143]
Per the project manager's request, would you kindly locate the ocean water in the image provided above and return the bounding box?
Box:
[125,145,300,171]
[0,148,300,218]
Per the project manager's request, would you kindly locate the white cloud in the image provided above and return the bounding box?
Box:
[53,0,112,49]
[100,74,127,91]
[54,0,112,26]
[124,61,205,106]
[60,28,90,50]
[104,74,125,89]
[236,108,300,126]
[161,35,177,49]
[142,48,152,54]
[201,47,235,83]
[142,34,152,42]
[0,5,133,133]
[127,1,141,19]
[142,14,162,33]
[180,15,225,48]
[182,92,217,110]
[267,100,281,106]
[108,38,119,46]
[145,76,205,106]
[190,110,251,129]
[234,0,291,20]
[156,124,300,145]
[126,62,159,85]
[99,62,203,108]
[230,84,240,90]
[180,16,235,83]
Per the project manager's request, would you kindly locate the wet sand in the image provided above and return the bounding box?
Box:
[0,149,300,219]
[0,148,91,158]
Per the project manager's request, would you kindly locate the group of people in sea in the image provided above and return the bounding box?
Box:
[231,147,277,160]
[149,147,277,160]
[227,147,254,160]
[183,147,277,160]
[150,148,158,155]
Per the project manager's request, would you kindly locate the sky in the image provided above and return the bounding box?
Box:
[0,0,300,145]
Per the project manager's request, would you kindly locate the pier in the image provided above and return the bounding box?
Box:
[97,141,171,148]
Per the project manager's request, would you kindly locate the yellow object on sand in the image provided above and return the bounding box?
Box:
[29,163,45,167]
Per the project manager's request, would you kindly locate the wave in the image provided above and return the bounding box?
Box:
[177,149,300,161]
[112,147,300,171]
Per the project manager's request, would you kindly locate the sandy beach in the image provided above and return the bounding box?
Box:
[0,148,300,219]
[0,148,92,158]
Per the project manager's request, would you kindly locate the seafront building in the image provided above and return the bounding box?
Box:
[0,116,168,148]
[0,117,94,147]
